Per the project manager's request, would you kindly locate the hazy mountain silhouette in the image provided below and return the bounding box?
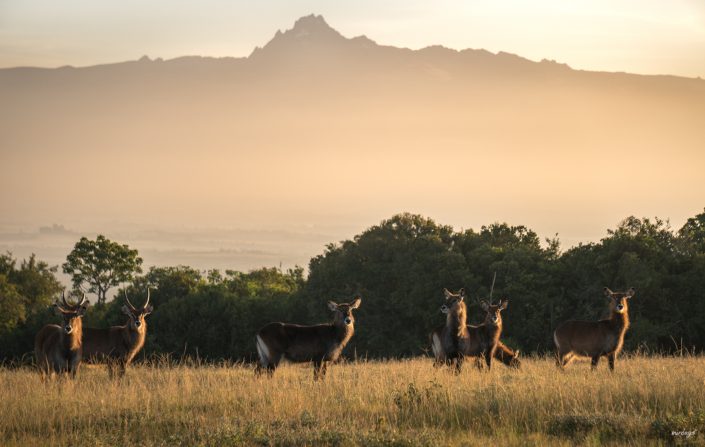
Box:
[1,14,704,249]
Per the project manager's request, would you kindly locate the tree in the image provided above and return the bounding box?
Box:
[62,235,143,304]
[678,208,705,253]
[0,274,25,334]
[0,252,63,360]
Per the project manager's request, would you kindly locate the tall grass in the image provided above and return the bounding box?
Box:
[1,356,703,446]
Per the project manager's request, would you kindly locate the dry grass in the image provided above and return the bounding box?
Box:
[1,356,704,446]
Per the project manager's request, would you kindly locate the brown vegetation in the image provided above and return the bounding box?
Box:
[1,356,703,446]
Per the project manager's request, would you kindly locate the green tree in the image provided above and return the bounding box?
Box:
[678,208,705,253]
[0,275,24,334]
[305,213,471,357]
[63,235,143,304]
[0,252,63,360]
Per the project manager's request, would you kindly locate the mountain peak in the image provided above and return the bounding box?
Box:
[291,14,333,33]
[282,14,344,42]
[251,14,349,58]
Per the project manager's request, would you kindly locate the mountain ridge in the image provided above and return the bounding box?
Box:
[2,13,702,83]
[0,14,703,240]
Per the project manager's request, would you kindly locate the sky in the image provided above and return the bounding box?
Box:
[1,0,704,279]
[1,0,705,78]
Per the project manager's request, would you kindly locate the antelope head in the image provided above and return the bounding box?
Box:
[328,297,362,327]
[54,291,89,334]
[122,288,154,331]
[604,287,635,314]
[440,288,465,314]
[480,299,508,326]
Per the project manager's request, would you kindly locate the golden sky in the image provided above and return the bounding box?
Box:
[1,2,704,273]
[1,0,704,77]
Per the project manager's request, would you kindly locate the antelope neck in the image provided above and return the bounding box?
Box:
[447,303,467,335]
[64,319,82,350]
[609,309,630,331]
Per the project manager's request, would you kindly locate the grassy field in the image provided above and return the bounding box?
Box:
[1,356,703,446]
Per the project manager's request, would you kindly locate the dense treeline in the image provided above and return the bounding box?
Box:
[1,210,704,362]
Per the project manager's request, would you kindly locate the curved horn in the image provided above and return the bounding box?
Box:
[61,290,70,308]
[489,271,497,305]
[143,288,150,308]
[78,292,88,307]
[124,289,137,310]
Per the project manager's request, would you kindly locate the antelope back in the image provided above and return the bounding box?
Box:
[554,287,635,352]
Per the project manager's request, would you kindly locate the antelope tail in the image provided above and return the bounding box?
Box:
[431,333,442,360]
[553,331,560,350]
[255,335,270,367]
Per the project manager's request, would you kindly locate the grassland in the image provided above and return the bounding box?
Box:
[1,356,703,446]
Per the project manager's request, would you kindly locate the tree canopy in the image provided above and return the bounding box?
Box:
[2,209,705,362]
[62,235,143,304]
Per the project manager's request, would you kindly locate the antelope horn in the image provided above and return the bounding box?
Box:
[124,289,137,310]
[489,271,497,305]
[62,290,70,308]
[143,288,150,308]
[78,292,88,307]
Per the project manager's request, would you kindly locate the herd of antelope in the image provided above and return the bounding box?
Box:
[34,286,636,379]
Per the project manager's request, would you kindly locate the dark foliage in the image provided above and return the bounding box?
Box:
[2,209,704,362]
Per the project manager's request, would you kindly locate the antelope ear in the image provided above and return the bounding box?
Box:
[514,350,520,358]
[499,300,508,310]
[458,288,466,298]
[121,305,132,315]
[349,297,362,309]
[480,300,489,311]
[144,304,154,314]
[443,288,452,298]
[603,287,614,297]
[327,301,339,312]
[626,288,636,298]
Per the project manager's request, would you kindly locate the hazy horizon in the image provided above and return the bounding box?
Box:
[1,12,704,282]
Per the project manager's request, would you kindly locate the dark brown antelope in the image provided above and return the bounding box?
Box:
[431,300,520,369]
[82,289,153,377]
[554,287,634,371]
[431,330,520,368]
[255,297,361,380]
[435,288,469,373]
[461,299,509,370]
[34,292,89,378]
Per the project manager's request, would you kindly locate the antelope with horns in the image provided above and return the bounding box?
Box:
[554,287,634,371]
[431,326,520,369]
[460,298,509,370]
[255,297,361,380]
[35,292,89,377]
[82,289,153,377]
[435,288,469,373]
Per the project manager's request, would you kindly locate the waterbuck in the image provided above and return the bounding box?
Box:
[34,292,89,377]
[554,287,634,371]
[460,299,509,370]
[431,327,520,369]
[255,297,361,380]
[82,289,153,377]
[436,288,469,373]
